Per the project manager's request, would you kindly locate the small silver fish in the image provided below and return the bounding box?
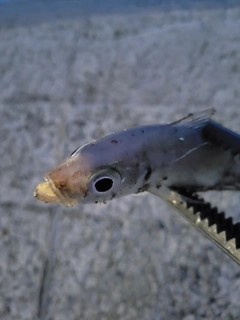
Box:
[34,109,240,206]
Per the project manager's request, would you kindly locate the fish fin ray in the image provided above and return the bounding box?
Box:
[171,108,215,130]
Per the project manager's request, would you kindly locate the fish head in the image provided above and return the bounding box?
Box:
[34,133,148,206]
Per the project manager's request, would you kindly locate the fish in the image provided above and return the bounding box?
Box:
[34,108,240,207]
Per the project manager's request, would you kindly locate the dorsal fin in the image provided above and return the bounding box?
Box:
[171,108,215,130]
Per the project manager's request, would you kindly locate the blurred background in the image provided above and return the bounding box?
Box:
[1,1,240,319]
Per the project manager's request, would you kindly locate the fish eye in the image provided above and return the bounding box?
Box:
[89,169,121,195]
[94,177,113,192]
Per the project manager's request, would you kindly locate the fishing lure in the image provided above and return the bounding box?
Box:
[34,108,240,263]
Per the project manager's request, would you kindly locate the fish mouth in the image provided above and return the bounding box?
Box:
[34,180,61,204]
[34,176,79,207]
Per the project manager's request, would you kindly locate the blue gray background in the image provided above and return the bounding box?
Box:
[0,0,239,25]
[1,1,240,320]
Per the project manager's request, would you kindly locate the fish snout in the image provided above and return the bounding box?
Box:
[34,156,90,206]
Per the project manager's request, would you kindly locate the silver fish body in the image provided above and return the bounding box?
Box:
[34,109,240,206]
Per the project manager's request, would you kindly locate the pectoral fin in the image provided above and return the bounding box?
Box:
[148,185,201,207]
[202,120,240,155]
